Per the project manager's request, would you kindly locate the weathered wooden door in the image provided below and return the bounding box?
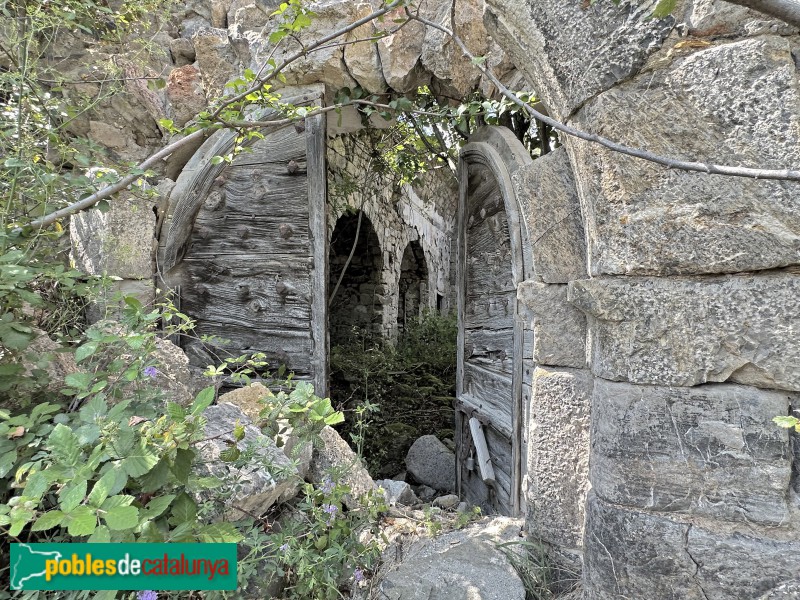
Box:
[456,127,533,515]
[159,88,328,395]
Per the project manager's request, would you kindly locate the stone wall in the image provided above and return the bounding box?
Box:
[327,129,458,340]
[488,0,800,597]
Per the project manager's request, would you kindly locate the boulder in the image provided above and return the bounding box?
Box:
[151,336,202,406]
[23,329,79,395]
[379,517,526,600]
[218,382,271,421]
[377,479,418,507]
[192,27,241,95]
[405,435,456,493]
[307,426,375,509]
[195,402,299,519]
[432,494,459,510]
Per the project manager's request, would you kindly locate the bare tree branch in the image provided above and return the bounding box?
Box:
[723,0,800,27]
[408,8,800,182]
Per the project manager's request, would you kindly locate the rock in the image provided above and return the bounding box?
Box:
[151,336,200,406]
[218,382,271,421]
[512,147,587,283]
[192,27,241,95]
[23,329,78,395]
[591,379,792,526]
[433,494,459,509]
[169,37,196,65]
[377,7,429,93]
[308,426,375,509]
[341,4,387,93]
[483,0,672,120]
[379,517,526,600]
[517,282,586,368]
[687,0,796,37]
[167,65,207,126]
[416,484,437,502]
[456,501,469,513]
[377,479,418,507]
[195,402,299,519]
[527,367,591,549]
[569,37,800,277]
[584,495,800,600]
[405,435,456,493]
[568,271,800,391]
[70,188,156,280]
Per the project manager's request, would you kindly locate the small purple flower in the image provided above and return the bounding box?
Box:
[137,592,158,600]
[321,476,335,495]
[353,568,365,584]
[279,543,289,552]
[322,503,337,515]
[143,366,158,378]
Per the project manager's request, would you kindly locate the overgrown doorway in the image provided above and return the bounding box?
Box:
[328,210,383,346]
[397,240,428,335]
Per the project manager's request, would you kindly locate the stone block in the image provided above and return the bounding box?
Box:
[570,36,800,276]
[568,271,800,391]
[308,426,375,509]
[71,192,156,280]
[484,0,672,119]
[591,379,791,525]
[512,147,587,283]
[584,495,800,599]
[517,281,586,368]
[526,367,591,548]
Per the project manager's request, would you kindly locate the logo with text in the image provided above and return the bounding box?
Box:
[10,543,237,591]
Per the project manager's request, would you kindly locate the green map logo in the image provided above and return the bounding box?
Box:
[10,544,63,589]
[10,543,237,591]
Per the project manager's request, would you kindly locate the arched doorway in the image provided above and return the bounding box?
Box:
[397,240,428,335]
[456,126,534,516]
[328,210,383,346]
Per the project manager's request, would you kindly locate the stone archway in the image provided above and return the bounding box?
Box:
[397,240,429,335]
[328,210,384,346]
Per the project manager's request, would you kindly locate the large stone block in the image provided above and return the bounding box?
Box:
[570,36,800,276]
[71,193,156,280]
[584,495,800,600]
[591,379,791,525]
[512,147,587,283]
[484,0,673,119]
[517,281,586,368]
[568,271,800,391]
[526,367,591,548]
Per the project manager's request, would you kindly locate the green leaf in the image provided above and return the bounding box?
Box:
[191,386,215,415]
[166,402,186,421]
[233,423,245,441]
[87,470,115,507]
[48,423,82,466]
[88,524,111,543]
[67,505,97,536]
[171,448,195,484]
[652,0,677,18]
[121,444,159,477]
[197,522,244,543]
[168,492,197,525]
[8,506,34,536]
[59,478,88,513]
[96,200,111,213]
[323,411,345,426]
[138,457,174,493]
[74,342,99,363]
[101,494,135,511]
[64,372,92,391]
[219,445,241,462]
[140,494,176,520]
[0,450,16,478]
[210,155,224,165]
[104,505,139,530]
[31,510,65,531]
